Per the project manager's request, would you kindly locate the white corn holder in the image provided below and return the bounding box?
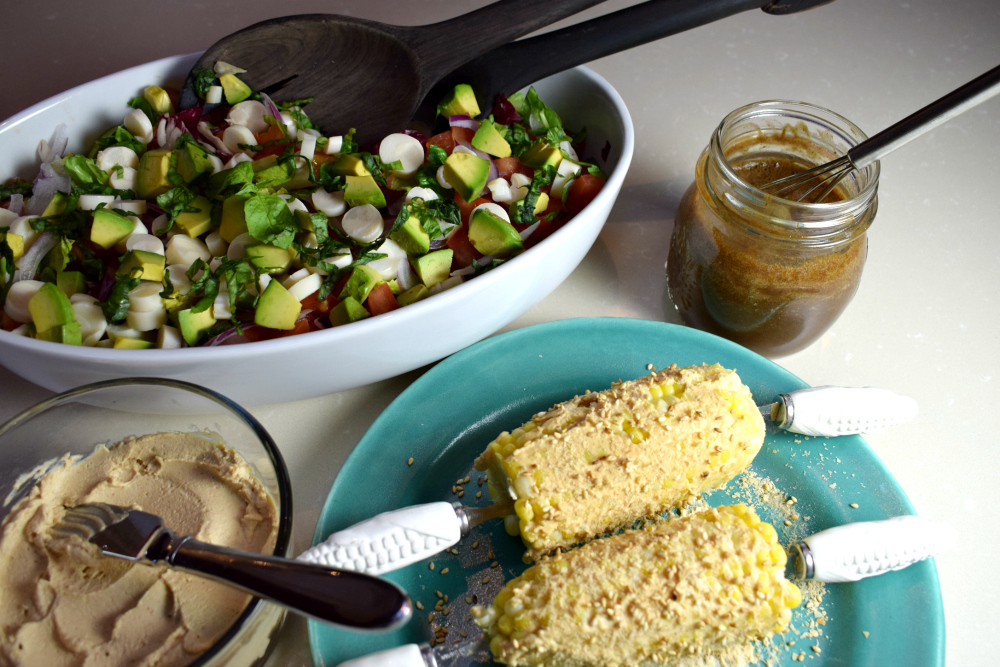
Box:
[799,515,957,583]
[775,386,918,437]
[298,502,461,574]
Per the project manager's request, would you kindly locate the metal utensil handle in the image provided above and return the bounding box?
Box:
[781,386,918,436]
[802,515,957,583]
[850,63,1000,169]
[297,502,462,575]
[336,644,432,667]
[163,536,411,629]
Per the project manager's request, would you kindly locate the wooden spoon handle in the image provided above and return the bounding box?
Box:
[411,0,608,85]
[425,0,836,116]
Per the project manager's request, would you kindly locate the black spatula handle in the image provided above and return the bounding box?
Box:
[425,0,837,117]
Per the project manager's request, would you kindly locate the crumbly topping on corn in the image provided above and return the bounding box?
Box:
[474,364,764,560]
[472,504,800,667]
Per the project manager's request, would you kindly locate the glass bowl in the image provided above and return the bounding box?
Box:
[0,378,293,667]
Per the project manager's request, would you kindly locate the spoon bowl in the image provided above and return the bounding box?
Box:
[178,1,606,144]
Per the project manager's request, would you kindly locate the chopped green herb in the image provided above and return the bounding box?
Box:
[244,193,297,248]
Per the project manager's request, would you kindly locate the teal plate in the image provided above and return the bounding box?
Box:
[309,318,944,667]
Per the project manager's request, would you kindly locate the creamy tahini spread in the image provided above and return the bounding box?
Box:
[0,432,279,667]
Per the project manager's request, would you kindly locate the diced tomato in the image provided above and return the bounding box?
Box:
[366,283,399,316]
[565,174,605,215]
[300,289,335,315]
[1,312,21,332]
[451,126,475,145]
[275,317,312,338]
[493,157,533,181]
[426,131,455,157]
[255,124,285,144]
[523,218,554,250]
[456,193,492,225]
[312,152,335,171]
[446,226,478,268]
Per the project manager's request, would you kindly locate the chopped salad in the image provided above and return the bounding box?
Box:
[0,64,606,349]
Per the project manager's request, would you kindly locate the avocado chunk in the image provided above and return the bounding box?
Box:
[468,208,524,256]
[36,323,83,346]
[57,271,87,297]
[344,175,386,208]
[471,119,511,158]
[90,208,135,249]
[520,142,563,169]
[113,337,155,350]
[339,265,384,303]
[178,307,217,345]
[283,162,316,191]
[442,152,490,203]
[396,284,429,307]
[246,245,293,274]
[327,154,371,177]
[174,195,214,238]
[388,213,431,256]
[143,85,174,115]
[219,73,252,104]
[252,155,296,188]
[510,192,550,219]
[118,250,166,283]
[2,232,24,261]
[255,280,301,330]
[329,297,370,327]
[220,195,249,243]
[42,192,68,217]
[28,283,81,339]
[437,84,480,118]
[176,142,214,183]
[136,149,173,199]
[414,249,453,288]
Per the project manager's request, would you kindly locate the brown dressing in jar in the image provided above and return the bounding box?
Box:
[667,102,878,357]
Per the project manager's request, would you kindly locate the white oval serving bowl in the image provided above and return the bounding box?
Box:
[0,53,634,406]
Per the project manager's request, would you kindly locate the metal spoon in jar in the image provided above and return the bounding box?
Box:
[762,62,1000,202]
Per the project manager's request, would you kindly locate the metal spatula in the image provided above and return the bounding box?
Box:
[53,503,411,630]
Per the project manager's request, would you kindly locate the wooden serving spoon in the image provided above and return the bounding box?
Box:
[415,0,838,125]
[177,0,607,145]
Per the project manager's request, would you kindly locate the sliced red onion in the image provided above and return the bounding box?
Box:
[402,129,427,145]
[486,159,499,183]
[259,93,283,122]
[97,265,117,301]
[448,115,480,131]
[476,254,500,267]
[197,122,230,156]
[396,258,417,291]
[205,325,257,346]
[492,94,521,125]
[8,194,23,216]
[386,195,405,218]
[450,265,475,278]
[18,232,56,282]
[26,163,71,215]
[428,238,448,251]
[454,141,490,162]
[519,220,540,241]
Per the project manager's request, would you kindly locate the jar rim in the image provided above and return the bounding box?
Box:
[709,100,880,232]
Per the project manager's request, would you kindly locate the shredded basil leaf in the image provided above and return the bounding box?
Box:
[156,186,198,232]
[191,68,217,100]
[513,164,556,226]
[244,193,297,248]
[427,145,448,167]
[128,97,157,124]
[101,270,142,322]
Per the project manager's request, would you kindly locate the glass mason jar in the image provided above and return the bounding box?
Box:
[666,100,879,357]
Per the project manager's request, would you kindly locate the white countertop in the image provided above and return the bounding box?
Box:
[2,1,998,665]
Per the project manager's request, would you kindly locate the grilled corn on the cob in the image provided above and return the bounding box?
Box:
[472,504,801,667]
[474,364,764,560]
